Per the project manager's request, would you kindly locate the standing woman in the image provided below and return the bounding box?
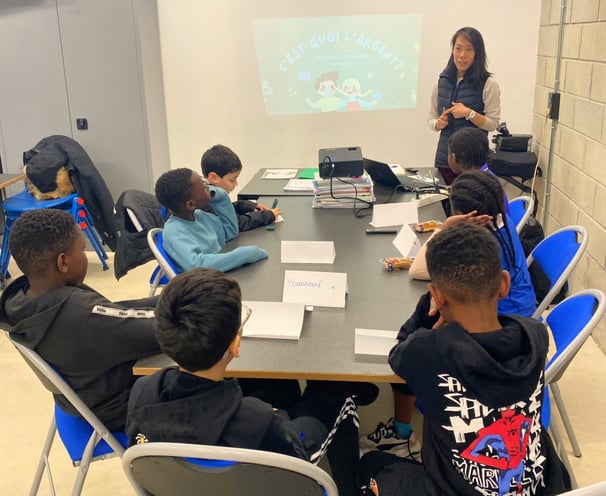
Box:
[429,27,501,185]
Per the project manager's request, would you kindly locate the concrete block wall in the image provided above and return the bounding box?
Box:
[534,0,606,350]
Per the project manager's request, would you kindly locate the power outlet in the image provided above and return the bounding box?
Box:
[547,92,560,120]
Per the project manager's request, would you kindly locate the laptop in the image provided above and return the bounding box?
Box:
[363,158,440,192]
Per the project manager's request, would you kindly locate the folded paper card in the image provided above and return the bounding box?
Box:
[281,241,335,263]
[282,270,347,308]
[370,202,419,228]
[393,224,422,258]
[354,328,398,362]
[241,301,305,340]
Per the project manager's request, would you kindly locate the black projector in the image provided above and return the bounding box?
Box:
[318,146,364,179]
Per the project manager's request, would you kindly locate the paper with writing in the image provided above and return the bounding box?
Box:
[282,270,347,308]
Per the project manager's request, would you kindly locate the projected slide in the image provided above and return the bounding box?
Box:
[252,15,421,116]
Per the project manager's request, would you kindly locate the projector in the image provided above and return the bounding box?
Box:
[318,146,364,179]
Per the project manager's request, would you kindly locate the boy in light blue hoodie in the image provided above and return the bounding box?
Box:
[155,168,267,273]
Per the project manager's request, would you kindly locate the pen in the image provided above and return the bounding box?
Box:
[271,199,279,209]
[366,229,397,235]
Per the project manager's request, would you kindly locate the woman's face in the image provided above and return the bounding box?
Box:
[452,35,475,77]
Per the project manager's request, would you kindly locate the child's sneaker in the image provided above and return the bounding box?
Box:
[360,418,421,459]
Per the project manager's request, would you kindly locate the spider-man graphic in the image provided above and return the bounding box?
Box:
[461,405,532,495]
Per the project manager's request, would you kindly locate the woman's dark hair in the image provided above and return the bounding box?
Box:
[449,171,518,279]
[444,27,491,88]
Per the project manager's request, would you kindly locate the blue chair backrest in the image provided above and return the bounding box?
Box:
[155,231,181,275]
[545,292,599,368]
[531,230,580,284]
[509,199,526,225]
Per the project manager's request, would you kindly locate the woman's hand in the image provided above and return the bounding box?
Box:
[442,210,493,229]
[448,101,471,119]
[435,108,450,130]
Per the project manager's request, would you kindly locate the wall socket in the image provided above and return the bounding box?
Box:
[547,92,560,120]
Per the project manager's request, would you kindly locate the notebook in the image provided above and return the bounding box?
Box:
[364,158,438,191]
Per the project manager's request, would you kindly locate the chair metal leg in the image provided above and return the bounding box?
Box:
[71,430,100,496]
[551,383,582,457]
[82,225,109,270]
[30,418,57,496]
[549,419,578,489]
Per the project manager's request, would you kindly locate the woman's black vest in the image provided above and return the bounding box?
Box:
[434,71,487,168]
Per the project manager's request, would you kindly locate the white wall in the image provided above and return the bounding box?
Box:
[157,0,541,189]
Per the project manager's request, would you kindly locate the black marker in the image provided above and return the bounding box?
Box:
[366,228,398,235]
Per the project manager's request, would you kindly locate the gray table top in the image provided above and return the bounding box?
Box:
[134,195,445,382]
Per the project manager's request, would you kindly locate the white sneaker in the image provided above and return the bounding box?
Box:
[360,418,421,459]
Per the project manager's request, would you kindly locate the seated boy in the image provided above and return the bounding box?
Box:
[201,144,280,231]
[358,223,570,496]
[126,268,362,496]
[0,209,161,430]
[155,168,268,272]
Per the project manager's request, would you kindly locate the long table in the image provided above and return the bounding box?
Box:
[134,195,443,383]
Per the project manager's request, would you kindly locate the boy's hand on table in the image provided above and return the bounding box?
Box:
[255,203,269,211]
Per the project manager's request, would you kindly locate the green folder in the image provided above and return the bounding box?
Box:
[297,168,317,179]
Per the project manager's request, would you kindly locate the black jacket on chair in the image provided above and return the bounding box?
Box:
[23,135,118,250]
[113,189,165,280]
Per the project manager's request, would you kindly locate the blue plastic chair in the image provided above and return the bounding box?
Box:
[147,228,181,295]
[9,339,128,495]
[527,225,587,318]
[122,442,338,496]
[544,289,605,458]
[509,195,534,233]
[0,190,109,282]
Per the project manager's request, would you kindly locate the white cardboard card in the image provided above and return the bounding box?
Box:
[241,301,305,340]
[392,224,422,258]
[354,328,398,362]
[282,270,347,308]
[281,241,335,264]
[370,202,419,228]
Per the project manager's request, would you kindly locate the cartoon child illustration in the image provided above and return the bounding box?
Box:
[338,78,376,111]
[461,405,533,495]
[306,71,342,112]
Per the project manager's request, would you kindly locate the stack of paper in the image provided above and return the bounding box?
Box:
[241,301,305,340]
[354,329,398,362]
[312,172,374,208]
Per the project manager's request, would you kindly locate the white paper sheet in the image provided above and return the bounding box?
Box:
[354,328,398,362]
[281,241,335,264]
[241,301,305,340]
[392,224,422,258]
[282,270,347,308]
[283,178,316,191]
[261,169,298,179]
[370,202,419,228]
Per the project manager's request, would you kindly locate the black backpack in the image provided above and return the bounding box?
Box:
[519,216,568,306]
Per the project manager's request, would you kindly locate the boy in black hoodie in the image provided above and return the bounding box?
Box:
[126,267,363,496]
[0,209,161,430]
[359,223,570,496]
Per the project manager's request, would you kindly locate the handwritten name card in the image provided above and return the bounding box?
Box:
[282,270,347,308]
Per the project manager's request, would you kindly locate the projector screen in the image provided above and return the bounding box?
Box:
[251,15,421,116]
[157,1,540,190]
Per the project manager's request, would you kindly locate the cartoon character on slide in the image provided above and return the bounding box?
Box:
[337,78,376,111]
[306,71,343,112]
[461,405,533,495]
